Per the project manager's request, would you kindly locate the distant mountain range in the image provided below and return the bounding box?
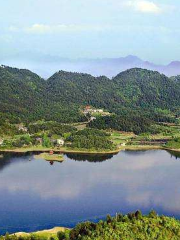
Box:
[1,53,180,78]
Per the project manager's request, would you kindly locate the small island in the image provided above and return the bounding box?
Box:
[35,152,64,162]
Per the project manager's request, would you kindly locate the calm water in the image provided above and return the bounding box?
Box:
[0,150,180,234]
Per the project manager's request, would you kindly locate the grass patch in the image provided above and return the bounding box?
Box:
[35,153,64,162]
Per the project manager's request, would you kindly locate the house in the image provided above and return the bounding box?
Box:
[0,138,3,146]
[90,116,96,121]
[56,139,65,146]
[83,108,93,115]
[96,109,103,113]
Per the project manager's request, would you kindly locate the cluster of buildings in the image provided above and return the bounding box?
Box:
[82,105,111,122]
[83,106,104,115]
[16,124,65,147]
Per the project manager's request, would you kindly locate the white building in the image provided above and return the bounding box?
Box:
[90,116,96,121]
[0,138,3,145]
[97,109,103,113]
[57,139,65,146]
[121,143,126,147]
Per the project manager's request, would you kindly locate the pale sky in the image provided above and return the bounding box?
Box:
[0,0,180,63]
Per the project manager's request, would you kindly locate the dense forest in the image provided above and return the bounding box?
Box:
[88,115,155,134]
[0,65,180,126]
[67,128,115,150]
[2,211,180,240]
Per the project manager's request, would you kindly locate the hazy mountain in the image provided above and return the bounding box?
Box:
[1,53,180,78]
[164,62,180,76]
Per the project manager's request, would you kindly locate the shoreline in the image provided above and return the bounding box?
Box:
[0,147,121,155]
[163,147,180,152]
[0,145,179,155]
[121,145,163,151]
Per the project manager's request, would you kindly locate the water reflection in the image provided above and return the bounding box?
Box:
[0,150,180,234]
[166,150,180,160]
[66,153,115,162]
[0,153,32,171]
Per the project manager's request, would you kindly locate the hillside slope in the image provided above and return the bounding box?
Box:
[0,66,46,121]
[113,68,180,110]
[47,68,180,114]
[67,211,180,240]
[0,66,180,123]
[2,211,180,240]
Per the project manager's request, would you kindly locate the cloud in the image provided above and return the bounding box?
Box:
[8,24,112,35]
[127,0,161,13]
[25,24,53,34]
[23,24,107,34]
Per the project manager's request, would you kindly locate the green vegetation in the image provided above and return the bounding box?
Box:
[1,119,180,153]
[35,153,64,162]
[67,211,180,240]
[0,227,68,240]
[88,115,155,134]
[165,138,180,149]
[0,122,116,152]
[28,122,76,136]
[0,115,18,136]
[2,211,180,240]
[67,128,115,151]
[1,66,180,125]
[110,131,134,146]
[1,66,180,152]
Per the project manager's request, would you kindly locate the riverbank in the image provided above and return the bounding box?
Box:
[1,144,180,156]
[163,147,180,152]
[122,145,163,151]
[0,146,121,155]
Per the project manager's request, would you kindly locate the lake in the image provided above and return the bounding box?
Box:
[0,149,180,235]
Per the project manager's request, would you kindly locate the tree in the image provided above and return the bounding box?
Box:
[42,134,52,148]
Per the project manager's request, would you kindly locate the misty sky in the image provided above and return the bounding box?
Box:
[1,0,180,63]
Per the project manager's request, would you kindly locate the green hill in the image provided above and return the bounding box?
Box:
[113,68,180,111]
[2,211,180,240]
[0,66,45,122]
[0,66,180,124]
[67,211,180,240]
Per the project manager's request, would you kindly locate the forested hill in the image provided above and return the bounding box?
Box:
[46,71,113,108]
[0,65,180,123]
[113,68,180,111]
[0,66,46,122]
[46,68,180,115]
